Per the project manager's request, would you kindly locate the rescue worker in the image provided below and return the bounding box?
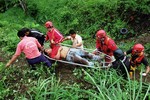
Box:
[45,21,64,49]
[62,29,83,49]
[112,49,130,79]
[6,29,52,70]
[93,30,118,66]
[19,28,45,46]
[125,43,150,79]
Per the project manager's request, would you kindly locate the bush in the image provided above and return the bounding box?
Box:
[0,7,43,51]
[25,0,149,39]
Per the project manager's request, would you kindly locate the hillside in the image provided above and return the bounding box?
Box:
[0,0,150,99]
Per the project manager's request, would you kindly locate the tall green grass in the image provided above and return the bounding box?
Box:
[81,68,150,100]
[0,1,149,99]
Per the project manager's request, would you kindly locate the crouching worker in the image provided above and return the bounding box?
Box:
[19,27,45,47]
[93,30,118,67]
[45,46,102,67]
[112,49,130,79]
[6,29,52,70]
[125,44,150,79]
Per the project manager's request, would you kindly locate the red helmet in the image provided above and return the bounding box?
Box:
[96,30,106,38]
[133,44,144,53]
[45,21,53,28]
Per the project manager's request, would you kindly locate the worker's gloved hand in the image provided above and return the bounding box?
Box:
[141,73,147,76]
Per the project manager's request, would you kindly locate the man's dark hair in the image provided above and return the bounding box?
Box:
[69,29,76,35]
[17,28,30,37]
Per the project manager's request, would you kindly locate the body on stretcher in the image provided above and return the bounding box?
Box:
[44,43,113,68]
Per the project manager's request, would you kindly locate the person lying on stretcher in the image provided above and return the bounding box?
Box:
[45,46,102,66]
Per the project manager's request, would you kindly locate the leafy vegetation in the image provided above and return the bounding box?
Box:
[25,0,149,39]
[0,0,150,99]
[1,0,149,39]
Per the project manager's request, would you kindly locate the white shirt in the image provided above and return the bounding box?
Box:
[67,34,83,49]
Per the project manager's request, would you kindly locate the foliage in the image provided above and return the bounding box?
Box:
[80,68,150,100]
[0,0,19,12]
[145,43,150,57]
[0,0,150,99]
[0,7,45,52]
[0,63,9,99]
[25,0,150,39]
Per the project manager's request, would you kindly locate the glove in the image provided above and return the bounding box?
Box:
[141,73,147,76]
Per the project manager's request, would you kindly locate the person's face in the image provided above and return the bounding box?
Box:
[134,51,142,56]
[25,31,30,36]
[47,26,53,32]
[45,48,52,54]
[19,37,23,40]
[96,36,105,42]
[70,34,76,39]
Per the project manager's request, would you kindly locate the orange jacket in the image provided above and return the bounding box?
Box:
[130,52,144,67]
[96,37,118,56]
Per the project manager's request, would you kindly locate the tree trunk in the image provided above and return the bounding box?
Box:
[19,0,27,14]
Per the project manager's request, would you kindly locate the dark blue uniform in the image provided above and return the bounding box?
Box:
[27,29,45,46]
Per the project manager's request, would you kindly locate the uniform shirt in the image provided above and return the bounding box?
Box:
[14,36,41,59]
[126,49,149,66]
[45,28,63,48]
[49,46,60,59]
[96,37,117,56]
[67,34,83,49]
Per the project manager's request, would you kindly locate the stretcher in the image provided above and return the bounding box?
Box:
[44,43,113,68]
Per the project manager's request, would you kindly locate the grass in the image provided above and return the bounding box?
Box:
[0,6,150,100]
